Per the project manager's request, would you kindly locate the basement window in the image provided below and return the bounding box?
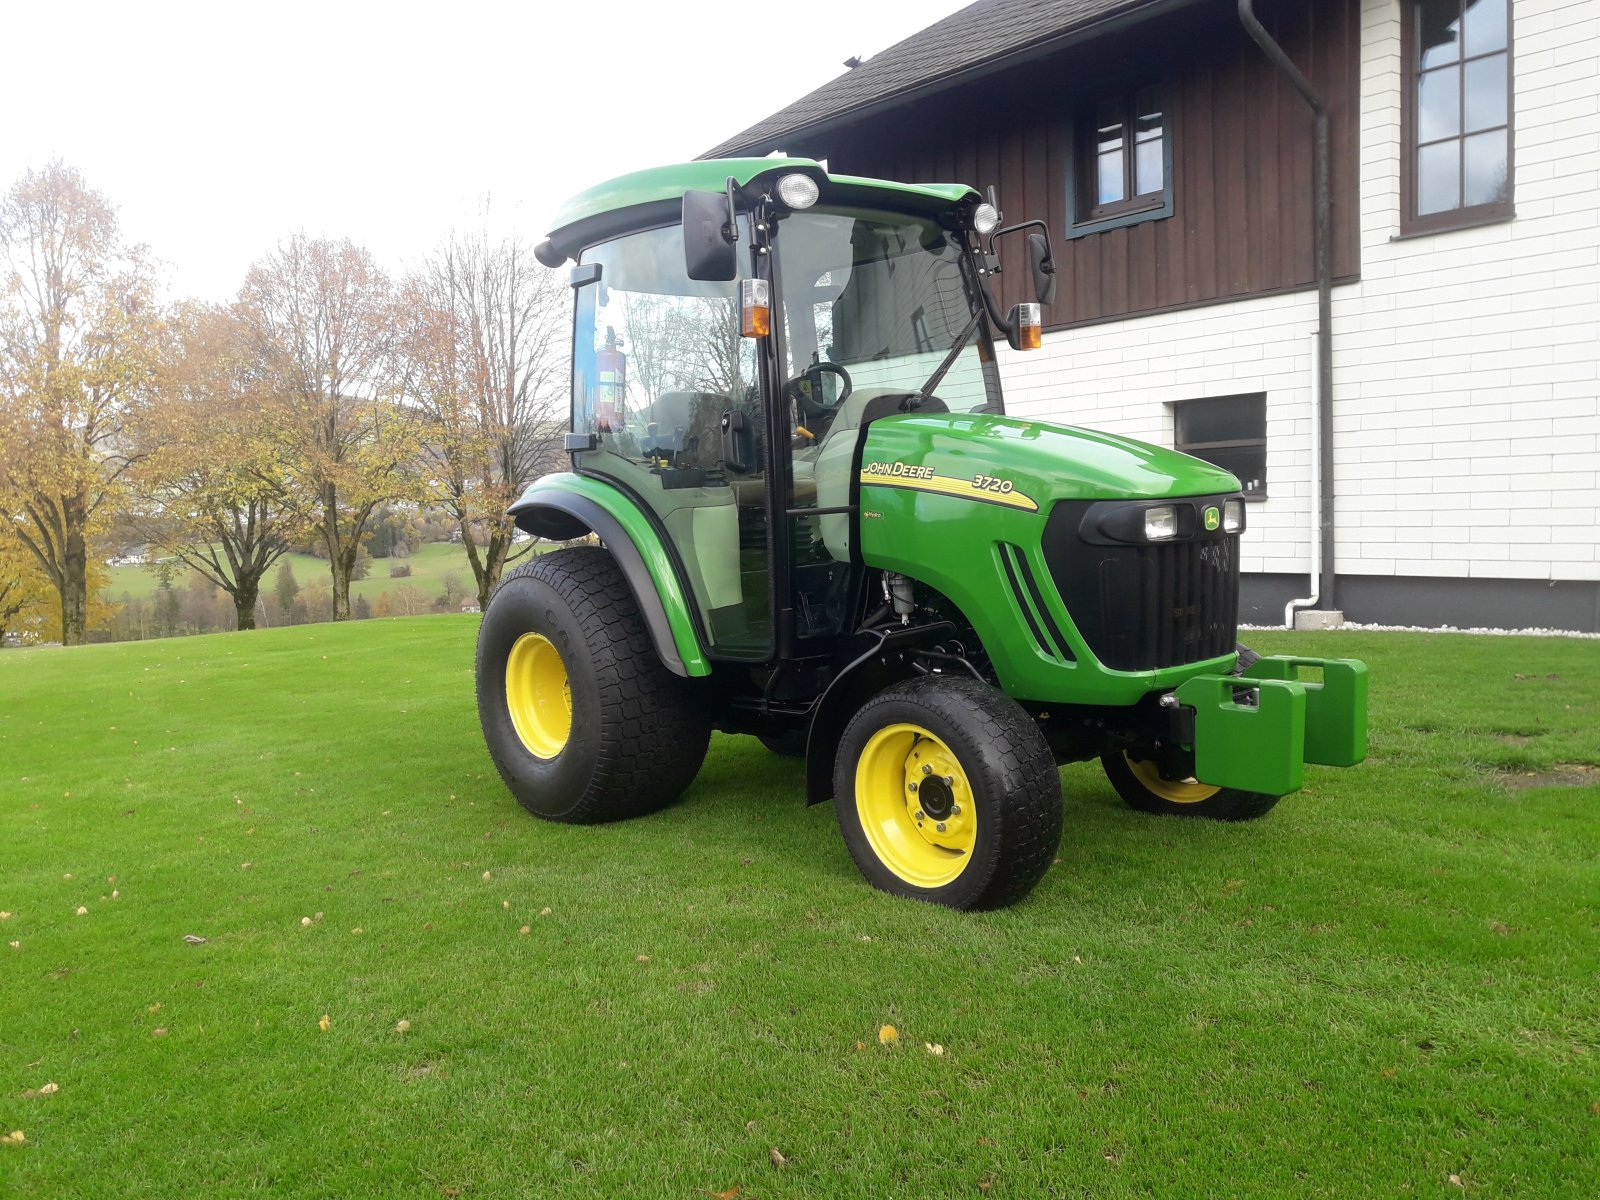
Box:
[1174,394,1267,499]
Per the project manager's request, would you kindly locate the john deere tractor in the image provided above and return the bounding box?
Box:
[475,158,1367,910]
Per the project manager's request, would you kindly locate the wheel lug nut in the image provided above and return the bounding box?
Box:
[944,775,955,787]
[951,805,962,816]
[908,781,918,793]
[922,764,932,775]
[913,811,925,821]
[936,822,947,833]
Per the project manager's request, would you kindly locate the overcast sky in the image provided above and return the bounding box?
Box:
[1,0,969,302]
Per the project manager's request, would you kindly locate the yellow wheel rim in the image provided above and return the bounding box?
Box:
[505,633,572,759]
[855,723,976,888]
[1124,753,1220,804]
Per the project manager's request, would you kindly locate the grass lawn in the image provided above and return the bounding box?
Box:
[102,542,511,606]
[1,621,1596,1197]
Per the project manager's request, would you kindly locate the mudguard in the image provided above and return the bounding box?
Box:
[508,473,711,678]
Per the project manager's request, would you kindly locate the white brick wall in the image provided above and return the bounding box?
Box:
[1002,0,1600,587]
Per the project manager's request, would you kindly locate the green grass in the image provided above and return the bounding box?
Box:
[1,622,1596,1197]
[103,542,497,605]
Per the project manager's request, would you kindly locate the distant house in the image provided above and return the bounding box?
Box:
[708,0,1600,631]
[460,600,482,614]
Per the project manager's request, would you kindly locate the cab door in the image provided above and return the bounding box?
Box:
[569,220,774,659]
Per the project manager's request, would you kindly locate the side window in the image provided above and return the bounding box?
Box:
[1402,0,1513,234]
[1173,394,1267,499]
[570,223,770,657]
[1068,84,1173,238]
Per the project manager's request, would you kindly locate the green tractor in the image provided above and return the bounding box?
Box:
[476,158,1367,910]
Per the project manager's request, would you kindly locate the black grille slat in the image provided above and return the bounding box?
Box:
[1041,497,1242,672]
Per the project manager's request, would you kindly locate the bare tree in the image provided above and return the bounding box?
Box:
[395,230,566,609]
[0,163,160,644]
[238,235,412,621]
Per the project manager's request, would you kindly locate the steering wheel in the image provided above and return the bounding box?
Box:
[785,361,853,418]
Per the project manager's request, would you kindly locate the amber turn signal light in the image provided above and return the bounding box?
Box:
[741,278,770,337]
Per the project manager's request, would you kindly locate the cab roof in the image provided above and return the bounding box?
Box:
[542,158,981,263]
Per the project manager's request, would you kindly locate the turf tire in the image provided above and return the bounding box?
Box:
[833,676,1062,910]
[476,546,710,823]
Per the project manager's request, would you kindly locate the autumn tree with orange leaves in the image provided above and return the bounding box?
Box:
[132,304,307,630]
[237,235,416,621]
[0,162,161,645]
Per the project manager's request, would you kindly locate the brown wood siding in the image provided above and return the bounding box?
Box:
[809,0,1360,329]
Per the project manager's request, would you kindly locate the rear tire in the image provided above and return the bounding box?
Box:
[834,677,1062,910]
[476,547,710,823]
[1101,752,1280,821]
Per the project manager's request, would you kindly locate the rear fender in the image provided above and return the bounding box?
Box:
[508,473,711,678]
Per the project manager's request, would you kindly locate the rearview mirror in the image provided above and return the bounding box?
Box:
[683,189,737,281]
[1027,232,1057,306]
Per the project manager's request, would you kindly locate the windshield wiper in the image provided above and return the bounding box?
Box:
[908,308,984,410]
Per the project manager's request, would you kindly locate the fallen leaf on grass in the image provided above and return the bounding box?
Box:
[925,1042,945,1056]
[1381,1068,1397,1079]
[636,954,651,963]
[151,1027,168,1037]
[707,1187,743,1200]
[396,1019,412,1033]
[148,1003,162,1014]
[75,906,88,916]
[482,871,492,881]
[769,1147,787,1168]
[1448,1174,1464,1188]
[855,1041,866,1051]
[502,900,510,910]
[539,907,552,917]
[0,912,11,920]
[879,1024,898,1046]
[2,1130,24,1146]
[183,935,207,945]
[519,926,530,935]
[318,1014,331,1032]
[22,1082,59,1098]
[7,942,18,950]
[977,1175,995,1192]
[301,917,312,927]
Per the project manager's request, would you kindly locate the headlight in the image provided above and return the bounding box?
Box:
[1223,498,1245,533]
[1144,505,1178,541]
[972,202,1000,235]
[775,173,819,210]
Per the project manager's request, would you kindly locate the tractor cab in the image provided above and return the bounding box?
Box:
[554,162,1015,663]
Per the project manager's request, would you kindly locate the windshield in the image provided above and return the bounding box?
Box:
[775,207,1002,416]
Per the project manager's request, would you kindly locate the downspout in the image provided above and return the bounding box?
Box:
[1285,331,1321,625]
[1238,0,1336,624]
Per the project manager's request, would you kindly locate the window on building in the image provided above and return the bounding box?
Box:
[1174,394,1267,499]
[1069,85,1172,237]
[1403,0,1513,235]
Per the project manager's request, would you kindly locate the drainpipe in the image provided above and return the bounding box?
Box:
[1285,331,1321,625]
[1238,0,1337,621]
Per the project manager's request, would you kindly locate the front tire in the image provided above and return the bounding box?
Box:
[1101,752,1280,821]
[476,547,710,823]
[834,677,1062,910]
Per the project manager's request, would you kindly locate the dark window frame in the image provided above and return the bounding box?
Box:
[1173,393,1268,501]
[1066,83,1175,239]
[1400,0,1515,237]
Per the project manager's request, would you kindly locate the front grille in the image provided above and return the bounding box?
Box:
[1042,499,1240,671]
